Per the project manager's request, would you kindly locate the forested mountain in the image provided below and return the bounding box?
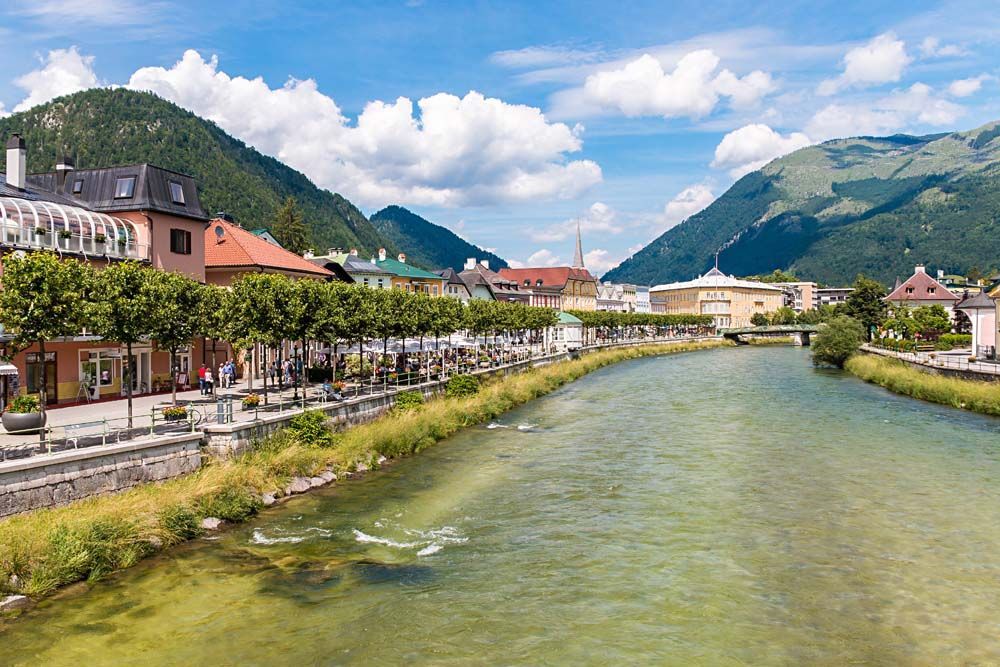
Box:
[604,121,1000,286]
[371,205,508,271]
[0,88,390,255]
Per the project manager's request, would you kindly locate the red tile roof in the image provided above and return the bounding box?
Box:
[204,219,332,277]
[498,266,596,288]
[886,267,958,302]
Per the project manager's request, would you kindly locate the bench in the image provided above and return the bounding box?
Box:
[65,419,122,450]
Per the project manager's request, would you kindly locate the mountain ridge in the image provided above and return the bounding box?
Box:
[370,205,508,272]
[604,120,1000,286]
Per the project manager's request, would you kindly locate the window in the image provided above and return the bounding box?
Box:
[168,181,186,205]
[928,287,936,294]
[170,228,191,255]
[114,176,136,199]
[72,179,84,195]
[906,287,914,294]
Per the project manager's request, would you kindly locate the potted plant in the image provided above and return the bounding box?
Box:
[2,394,46,435]
[33,227,47,237]
[58,230,73,239]
[241,393,261,410]
[161,405,188,421]
[117,238,128,248]
[332,380,346,392]
[94,233,107,244]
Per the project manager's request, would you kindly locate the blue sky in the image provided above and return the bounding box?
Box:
[1,1,998,275]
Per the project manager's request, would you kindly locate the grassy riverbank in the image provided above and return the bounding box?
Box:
[846,354,1000,417]
[0,339,727,604]
[746,336,795,345]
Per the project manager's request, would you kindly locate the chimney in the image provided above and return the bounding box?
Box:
[398,253,406,263]
[5,134,26,190]
[479,259,490,270]
[465,258,476,271]
[55,155,74,189]
[378,248,387,262]
[349,248,358,256]
[937,269,944,280]
[303,250,314,259]
[915,264,926,274]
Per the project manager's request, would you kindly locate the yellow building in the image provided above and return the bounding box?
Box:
[374,249,447,296]
[650,267,784,328]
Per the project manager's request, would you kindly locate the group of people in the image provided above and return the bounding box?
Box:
[197,360,237,396]
[265,358,302,388]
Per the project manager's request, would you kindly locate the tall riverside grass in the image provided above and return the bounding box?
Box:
[0,339,728,603]
[846,354,1000,416]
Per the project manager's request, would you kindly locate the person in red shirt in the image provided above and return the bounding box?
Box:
[198,364,207,395]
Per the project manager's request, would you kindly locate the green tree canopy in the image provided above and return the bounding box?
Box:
[811,316,865,368]
[146,271,205,404]
[0,252,93,427]
[844,275,888,340]
[272,196,311,255]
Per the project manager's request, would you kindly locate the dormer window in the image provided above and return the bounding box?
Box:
[536,279,543,286]
[524,279,530,286]
[928,287,935,294]
[168,181,185,205]
[114,176,136,199]
[71,179,84,195]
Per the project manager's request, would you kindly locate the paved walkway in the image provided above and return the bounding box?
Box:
[862,345,1000,377]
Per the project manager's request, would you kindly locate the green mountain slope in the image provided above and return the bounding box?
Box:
[371,205,508,271]
[604,122,1000,286]
[0,88,390,255]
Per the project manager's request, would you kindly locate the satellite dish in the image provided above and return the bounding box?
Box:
[215,225,225,241]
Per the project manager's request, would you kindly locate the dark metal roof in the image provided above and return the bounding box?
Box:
[0,172,89,206]
[26,164,208,221]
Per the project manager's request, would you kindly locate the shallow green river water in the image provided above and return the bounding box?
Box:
[4,347,1000,665]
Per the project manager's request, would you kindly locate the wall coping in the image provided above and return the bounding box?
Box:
[0,432,203,475]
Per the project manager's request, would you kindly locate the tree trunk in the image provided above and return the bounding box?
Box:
[126,340,134,429]
[37,339,47,446]
[263,344,269,405]
[170,347,178,406]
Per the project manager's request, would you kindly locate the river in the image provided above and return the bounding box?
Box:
[4,346,1000,665]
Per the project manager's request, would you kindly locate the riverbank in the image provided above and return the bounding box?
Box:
[846,353,1000,417]
[746,336,795,345]
[0,339,728,609]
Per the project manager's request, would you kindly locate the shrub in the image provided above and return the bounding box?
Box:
[935,333,972,351]
[812,316,865,368]
[159,504,202,541]
[7,394,39,413]
[307,364,332,382]
[445,374,480,398]
[287,409,336,447]
[162,405,188,420]
[198,487,262,522]
[393,390,424,413]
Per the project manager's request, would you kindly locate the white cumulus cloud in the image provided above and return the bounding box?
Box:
[13,47,100,112]
[655,183,716,232]
[582,248,622,276]
[123,50,601,207]
[580,51,774,119]
[711,124,811,178]
[948,75,989,97]
[529,201,622,243]
[806,83,964,141]
[818,33,910,95]
[919,37,967,58]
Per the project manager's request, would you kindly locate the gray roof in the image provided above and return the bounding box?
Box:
[0,172,87,207]
[25,164,208,221]
[956,291,995,310]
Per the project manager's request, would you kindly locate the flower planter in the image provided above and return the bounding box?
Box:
[2,411,46,435]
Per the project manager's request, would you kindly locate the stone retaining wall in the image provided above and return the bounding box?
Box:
[862,347,1000,383]
[0,433,203,518]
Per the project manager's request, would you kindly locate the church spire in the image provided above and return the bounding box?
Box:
[572,219,585,269]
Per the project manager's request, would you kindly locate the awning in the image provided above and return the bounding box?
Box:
[0,363,19,376]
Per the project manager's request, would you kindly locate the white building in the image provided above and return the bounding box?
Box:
[635,286,651,313]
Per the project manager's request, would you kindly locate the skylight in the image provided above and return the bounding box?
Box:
[169,181,185,205]
[114,176,136,199]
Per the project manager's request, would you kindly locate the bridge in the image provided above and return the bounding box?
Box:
[720,324,820,346]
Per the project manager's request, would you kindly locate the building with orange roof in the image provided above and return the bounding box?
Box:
[204,217,334,285]
[885,264,960,316]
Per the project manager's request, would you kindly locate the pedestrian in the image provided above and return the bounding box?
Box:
[198,364,207,395]
[204,368,214,395]
[218,363,227,389]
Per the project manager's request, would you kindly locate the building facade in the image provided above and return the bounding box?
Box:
[814,287,853,308]
[774,282,817,313]
[649,267,784,328]
[0,134,210,406]
[374,250,447,295]
[885,264,960,315]
[498,267,598,311]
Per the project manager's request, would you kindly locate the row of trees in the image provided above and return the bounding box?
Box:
[0,253,569,429]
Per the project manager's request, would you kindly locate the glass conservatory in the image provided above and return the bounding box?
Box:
[0,197,147,260]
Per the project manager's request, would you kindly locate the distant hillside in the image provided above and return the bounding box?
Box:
[371,205,508,271]
[0,88,391,255]
[604,121,1000,286]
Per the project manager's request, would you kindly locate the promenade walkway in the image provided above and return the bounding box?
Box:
[862,344,1000,379]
